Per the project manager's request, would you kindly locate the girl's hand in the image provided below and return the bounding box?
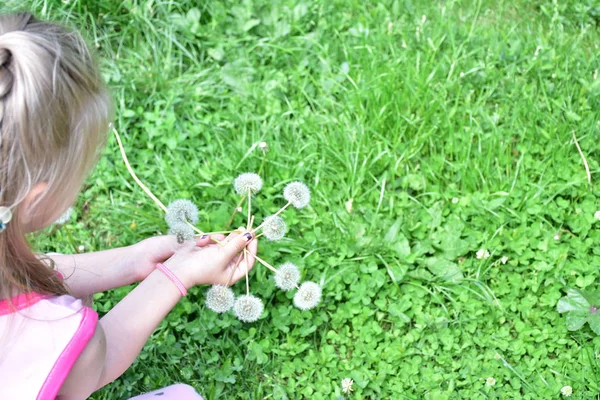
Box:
[164,229,258,288]
[131,234,210,282]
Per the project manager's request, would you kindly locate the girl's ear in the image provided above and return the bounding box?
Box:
[19,182,49,232]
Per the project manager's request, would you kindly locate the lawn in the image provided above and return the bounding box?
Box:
[8,0,600,398]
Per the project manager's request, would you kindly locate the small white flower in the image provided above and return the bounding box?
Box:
[500,256,509,265]
[236,206,243,213]
[262,215,287,241]
[294,282,322,310]
[341,378,354,394]
[234,173,263,196]
[55,207,73,225]
[561,385,573,397]
[451,197,459,204]
[77,245,85,252]
[274,263,301,291]
[554,233,561,241]
[494,353,501,360]
[476,249,490,259]
[485,377,496,386]
[595,211,600,220]
[283,181,311,208]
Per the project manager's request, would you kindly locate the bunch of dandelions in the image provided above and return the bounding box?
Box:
[112,128,321,324]
[203,174,322,323]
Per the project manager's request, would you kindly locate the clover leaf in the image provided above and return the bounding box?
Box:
[557,288,600,334]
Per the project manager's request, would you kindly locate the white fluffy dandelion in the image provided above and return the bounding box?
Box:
[341,378,354,394]
[234,173,263,196]
[54,207,73,225]
[274,263,301,291]
[168,222,195,244]
[485,377,496,386]
[206,285,235,313]
[476,249,490,259]
[262,215,287,241]
[233,294,264,323]
[283,181,310,209]
[166,199,199,227]
[561,385,573,397]
[293,282,322,310]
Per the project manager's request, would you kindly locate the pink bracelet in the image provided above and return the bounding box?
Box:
[156,263,187,297]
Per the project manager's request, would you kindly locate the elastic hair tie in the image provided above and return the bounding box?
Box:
[0,206,13,232]
[155,263,187,297]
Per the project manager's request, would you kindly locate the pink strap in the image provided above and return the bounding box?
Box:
[156,263,187,296]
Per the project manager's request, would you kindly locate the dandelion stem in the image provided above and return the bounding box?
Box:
[243,250,249,295]
[113,127,167,213]
[226,196,247,228]
[114,127,210,236]
[186,220,205,236]
[253,201,291,233]
[227,253,244,286]
[246,192,252,231]
[203,230,234,235]
[572,130,592,185]
[245,250,278,274]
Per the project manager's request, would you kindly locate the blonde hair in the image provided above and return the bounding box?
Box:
[0,13,112,298]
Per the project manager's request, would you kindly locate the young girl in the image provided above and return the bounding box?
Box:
[0,13,257,399]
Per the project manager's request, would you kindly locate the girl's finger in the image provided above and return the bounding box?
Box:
[194,234,213,247]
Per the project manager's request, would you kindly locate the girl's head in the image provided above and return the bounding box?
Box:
[0,13,112,297]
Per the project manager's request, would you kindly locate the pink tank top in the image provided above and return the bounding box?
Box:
[0,292,98,399]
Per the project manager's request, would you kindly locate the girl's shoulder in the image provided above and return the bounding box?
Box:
[0,293,98,399]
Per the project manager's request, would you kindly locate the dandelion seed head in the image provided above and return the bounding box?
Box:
[234,173,263,196]
[451,197,459,204]
[275,263,301,291]
[55,207,73,225]
[262,215,287,241]
[554,233,561,241]
[283,181,310,209]
[561,385,573,397]
[166,200,199,227]
[485,377,496,386]
[168,222,195,244]
[294,282,322,310]
[206,285,235,313]
[341,378,354,394]
[234,295,264,322]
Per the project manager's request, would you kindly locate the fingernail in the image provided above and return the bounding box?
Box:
[200,235,208,239]
[243,233,252,241]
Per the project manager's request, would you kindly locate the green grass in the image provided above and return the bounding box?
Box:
[7,0,600,398]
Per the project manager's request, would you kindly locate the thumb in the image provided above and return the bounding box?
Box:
[221,231,253,261]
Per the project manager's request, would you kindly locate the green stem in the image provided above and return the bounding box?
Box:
[253,202,291,233]
[226,196,247,228]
